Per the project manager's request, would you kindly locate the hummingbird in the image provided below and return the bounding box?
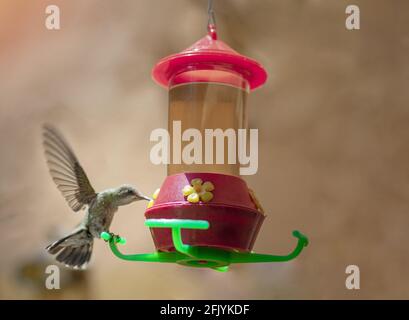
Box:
[42,124,150,269]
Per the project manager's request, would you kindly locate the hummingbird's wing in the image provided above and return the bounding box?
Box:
[42,124,97,212]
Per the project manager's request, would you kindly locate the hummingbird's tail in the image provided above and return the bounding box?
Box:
[46,228,93,269]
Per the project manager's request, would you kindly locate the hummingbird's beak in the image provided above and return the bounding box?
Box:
[141,195,152,201]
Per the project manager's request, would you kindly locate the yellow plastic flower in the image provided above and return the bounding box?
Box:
[182,179,215,203]
[147,188,160,209]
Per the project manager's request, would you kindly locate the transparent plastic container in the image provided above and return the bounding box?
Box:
[168,72,249,176]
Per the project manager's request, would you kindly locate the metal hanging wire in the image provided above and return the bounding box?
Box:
[207,0,217,39]
[207,0,216,28]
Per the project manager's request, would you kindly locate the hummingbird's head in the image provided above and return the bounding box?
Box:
[115,184,151,206]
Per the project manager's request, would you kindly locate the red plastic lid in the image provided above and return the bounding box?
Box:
[152,30,267,91]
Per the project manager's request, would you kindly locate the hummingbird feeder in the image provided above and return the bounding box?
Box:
[102,2,308,272]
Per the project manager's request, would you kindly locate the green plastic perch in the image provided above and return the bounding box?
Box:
[101,219,308,272]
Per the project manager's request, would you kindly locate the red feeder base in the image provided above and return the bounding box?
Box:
[145,173,265,252]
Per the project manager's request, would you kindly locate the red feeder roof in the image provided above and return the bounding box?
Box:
[152,31,268,91]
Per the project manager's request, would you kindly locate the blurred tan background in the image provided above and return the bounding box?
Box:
[0,0,408,299]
